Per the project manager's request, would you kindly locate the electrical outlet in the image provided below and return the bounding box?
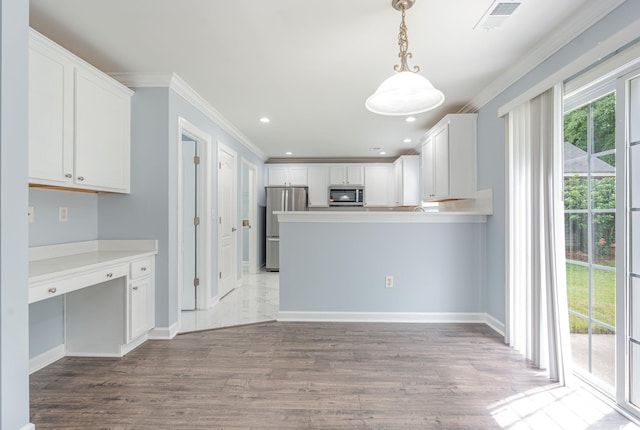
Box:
[28,206,34,224]
[385,275,394,288]
[59,207,68,222]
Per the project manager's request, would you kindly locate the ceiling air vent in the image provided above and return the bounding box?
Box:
[474,1,522,30]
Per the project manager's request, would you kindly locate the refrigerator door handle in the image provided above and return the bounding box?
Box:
[266,237,280,242]
[281,189,285,212]
[284,189,289,212]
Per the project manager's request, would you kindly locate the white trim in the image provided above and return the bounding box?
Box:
[276,211,488,224]
[19,424,35,430]
[148,322,180,340]
[484,313,506,337]
[241,158,260,275]
[277,311,486,324]
[120,334,148,355]
[498,17,640,117]
[461,0,626,113]
[111,72,267,161]
[29,344,65,374]
[217,142,239,300]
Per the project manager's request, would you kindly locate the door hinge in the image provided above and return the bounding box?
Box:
[219,272,222,279]
[194,216,200,226]
[219,162,222,169]
[219,216,222,224]
[193,155,200,165]
[193,277,200,287]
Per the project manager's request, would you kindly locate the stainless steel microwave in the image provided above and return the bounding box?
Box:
[328,185,364,206]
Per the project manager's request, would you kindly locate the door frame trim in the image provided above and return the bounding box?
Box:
[177,117,213,317]
[241,158,259,276]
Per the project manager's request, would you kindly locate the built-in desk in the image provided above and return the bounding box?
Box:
[29,240,157,370]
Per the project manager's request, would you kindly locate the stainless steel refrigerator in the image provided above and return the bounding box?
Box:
[266,186,308,271]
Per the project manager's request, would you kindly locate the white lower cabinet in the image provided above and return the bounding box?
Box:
[128,257,155,342]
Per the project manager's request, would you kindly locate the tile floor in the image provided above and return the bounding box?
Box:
[179,268,279,333]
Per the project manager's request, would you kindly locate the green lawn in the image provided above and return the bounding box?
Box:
[567,263,615,334]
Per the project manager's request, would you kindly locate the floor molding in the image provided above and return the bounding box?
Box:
[277,311,486,324]
[148,321,180,340]
[29,344,66,374]
[20,424,36,430]
[484,313,506,337]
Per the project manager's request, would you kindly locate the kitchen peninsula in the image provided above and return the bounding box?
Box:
[276,193,499,330]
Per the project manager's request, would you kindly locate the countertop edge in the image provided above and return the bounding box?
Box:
[275,211,489,223]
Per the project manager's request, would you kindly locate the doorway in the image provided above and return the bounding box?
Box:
[177,118,213,314]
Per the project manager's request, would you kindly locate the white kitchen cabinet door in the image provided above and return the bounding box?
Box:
[433,125,450,199]
[329,165,364,185]
[307,166,329,207]
[394,155,420,206]
[74,67,131,192]
[129,277,152,341]
[287,166,308,186]
[364,165,394,207]
[267,165,308,186]
[28,42,74,185]
[421,114,477,201]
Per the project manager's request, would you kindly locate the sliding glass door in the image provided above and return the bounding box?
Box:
[564,92,617,391]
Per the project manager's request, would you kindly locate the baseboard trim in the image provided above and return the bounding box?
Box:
[148,321,180,340]
[120,334,148,355]
[484,313,505,337]
[277,311,486,324]
[29,344,66,374]
[20,423,36,430]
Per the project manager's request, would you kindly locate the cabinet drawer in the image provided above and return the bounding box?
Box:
[130,257,153,280]
[29,264,128,304]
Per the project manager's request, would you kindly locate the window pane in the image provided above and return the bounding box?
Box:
[567,263,588,317]
[593,213,616,266]
[564,175,588,210]
[591,322,615,388]
[592,267,615,326]
[591,157,615,210]
[593,93,616,154]
[564,105,588,152]
[565,213,588,261]
[570,314,589,372]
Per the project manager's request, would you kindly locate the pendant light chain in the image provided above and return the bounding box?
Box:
[394,4,419,74]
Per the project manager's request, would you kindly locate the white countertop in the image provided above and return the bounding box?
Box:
[29,240,157,286]
[276,210,488,223]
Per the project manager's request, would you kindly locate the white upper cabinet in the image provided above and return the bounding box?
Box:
[266,165,308,186]
[28,29,133,193]
[307,166,329,207]
[329,165,364,185]
[364,165,394,207]
[394,155,420,206]
[421,114,477,202]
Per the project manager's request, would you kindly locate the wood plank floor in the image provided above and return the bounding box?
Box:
[30,322,636,429]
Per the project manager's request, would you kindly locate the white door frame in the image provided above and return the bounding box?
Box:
[241,158,259,275]
[177,117,213,319]
[217,142,238,298]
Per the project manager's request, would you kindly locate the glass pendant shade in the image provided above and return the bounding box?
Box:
[365,71,445,116]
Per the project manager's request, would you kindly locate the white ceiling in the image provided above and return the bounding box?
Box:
[29,0,618,160]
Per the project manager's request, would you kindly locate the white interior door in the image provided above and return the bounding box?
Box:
[181,136,198,310]
[218,144,238,299]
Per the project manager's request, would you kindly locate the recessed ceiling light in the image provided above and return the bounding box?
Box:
[259,117,271,123]
[403,138,412,143]
[379,151,387,155]
[285,151,293,155]
[405,116,417,123]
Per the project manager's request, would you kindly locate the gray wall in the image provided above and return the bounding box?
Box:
[280,222,485,313]
[98,86,266,330]
[478,0,640,324]
[0,0,31,427]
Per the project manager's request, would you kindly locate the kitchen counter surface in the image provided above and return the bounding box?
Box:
[276,210,489,223]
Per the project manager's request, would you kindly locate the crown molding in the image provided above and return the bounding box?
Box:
[459,0,626,113]
[109,72,267,161]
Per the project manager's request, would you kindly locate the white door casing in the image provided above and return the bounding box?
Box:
[218,143,238,299]
[177,118,212,320]
[242,159,259,275]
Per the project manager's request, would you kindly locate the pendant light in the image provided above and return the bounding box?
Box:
[365,0,445,116]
